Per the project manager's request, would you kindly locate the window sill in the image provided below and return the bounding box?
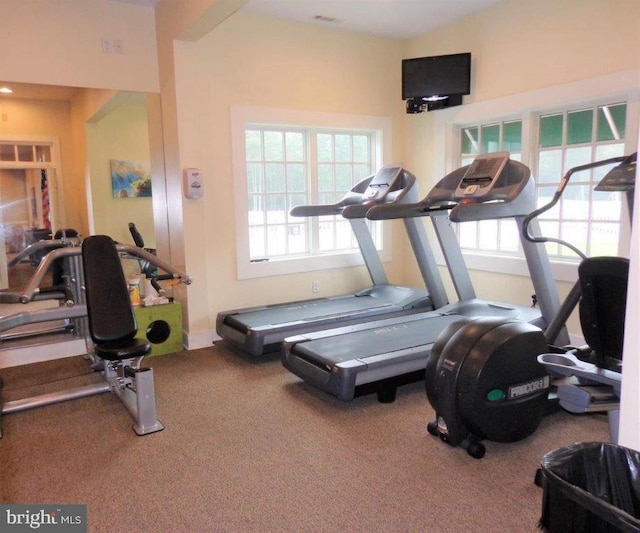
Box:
[460,250,579,283]
[238,248,390,280]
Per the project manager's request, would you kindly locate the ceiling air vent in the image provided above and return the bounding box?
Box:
[312,15,342,24]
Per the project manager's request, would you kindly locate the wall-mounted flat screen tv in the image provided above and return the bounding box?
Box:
[402,52,471,100]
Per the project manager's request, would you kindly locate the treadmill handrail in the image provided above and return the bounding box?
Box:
[290,202,353,217]
[291,165,419,219]
[366,159,533,222]
[366,201,455,220]
[343,201,391,219]
[290,174,375,218]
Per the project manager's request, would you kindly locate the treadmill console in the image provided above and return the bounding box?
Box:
[363,166,402,200]
[454,152,510,199]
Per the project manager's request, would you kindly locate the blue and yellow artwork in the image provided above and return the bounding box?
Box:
[110,160,152,198]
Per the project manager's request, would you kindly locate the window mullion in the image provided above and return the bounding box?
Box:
[309,130,320,254]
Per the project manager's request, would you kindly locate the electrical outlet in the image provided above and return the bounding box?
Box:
[312,281,320,293]
[102,38,112,53]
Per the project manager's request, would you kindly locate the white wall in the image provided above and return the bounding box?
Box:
[619,130,640,450]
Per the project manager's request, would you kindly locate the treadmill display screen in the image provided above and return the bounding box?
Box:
[365,166,402,200]
[371,166,402,186]
[456,152,509,198]
[466,158,502,181]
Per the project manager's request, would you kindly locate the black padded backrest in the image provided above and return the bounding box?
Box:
[54,228,79,239]
[579,256,629,365]
[82,235,137,344]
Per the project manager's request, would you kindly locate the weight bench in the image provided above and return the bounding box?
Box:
[82,234,164,435]
[1,235,165,436]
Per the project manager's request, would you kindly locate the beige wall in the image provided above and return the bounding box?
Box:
[400,0,640,331]
[0,90,154,242]
[1,0,638,347]
[1,0,639,446]
[170,12,406,341]
[0,0,162,240]
[160,0,640,343]
[406,0,640,101]
[403,0,640,194]
[0,0,159,92]
[86,97,154,246]
[0,169,29,227]
[0,97,76,231]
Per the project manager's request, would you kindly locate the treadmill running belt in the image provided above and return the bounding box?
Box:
[294,314,458,367]
[224,295,396,329]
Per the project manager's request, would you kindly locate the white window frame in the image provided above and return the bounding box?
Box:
[231,106,392,280]
[432,70,640,283]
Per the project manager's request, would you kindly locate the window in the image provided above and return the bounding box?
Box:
[0,142,52,163]
[536,103,627,258]
[232,107,391,279]
[246,128,308,259]
[246,128,376,261]
[456,100,633,263]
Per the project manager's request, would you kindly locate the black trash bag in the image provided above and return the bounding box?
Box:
[539,442,640,532]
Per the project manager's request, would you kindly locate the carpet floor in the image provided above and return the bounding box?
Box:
[0,343,610,532]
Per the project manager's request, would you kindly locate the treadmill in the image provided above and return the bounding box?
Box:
[216,164,449,356]
[282,152,570,402]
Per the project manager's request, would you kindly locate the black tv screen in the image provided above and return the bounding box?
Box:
[402,52,471,100]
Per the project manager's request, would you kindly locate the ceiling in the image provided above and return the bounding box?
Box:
[0,82,80,101]
[2,0,502,99]
[240,0,503,40]
[110,0,504,40]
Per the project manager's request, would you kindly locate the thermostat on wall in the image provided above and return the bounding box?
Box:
[183,168,204,199]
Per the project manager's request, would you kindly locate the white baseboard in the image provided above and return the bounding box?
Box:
[0,338,87,369]
[185,329,219,350]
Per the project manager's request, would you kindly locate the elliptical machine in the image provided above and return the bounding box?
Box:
[425,153,636,458]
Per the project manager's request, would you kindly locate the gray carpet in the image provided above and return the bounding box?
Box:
[0,344,609,532]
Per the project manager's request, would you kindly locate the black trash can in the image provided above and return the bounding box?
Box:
[539,442,640,532]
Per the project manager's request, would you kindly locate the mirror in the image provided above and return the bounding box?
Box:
[0,83,166,293]
[86,92,155,248]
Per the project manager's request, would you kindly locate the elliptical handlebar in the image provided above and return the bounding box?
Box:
[522,155,629,260]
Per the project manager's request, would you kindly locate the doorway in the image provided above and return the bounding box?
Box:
[0,139,63,290]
